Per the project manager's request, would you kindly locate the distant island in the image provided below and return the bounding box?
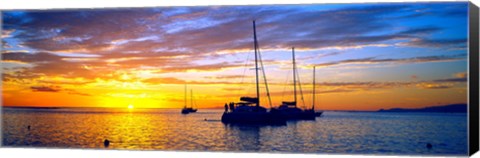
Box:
[378,104,467,113]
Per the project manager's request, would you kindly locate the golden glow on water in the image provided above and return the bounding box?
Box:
[1,108,468,154]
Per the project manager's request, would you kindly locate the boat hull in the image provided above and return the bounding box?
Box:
[270,108,318,121]
[314,111,323,117]
[181,109,190,114]
[221,112,286,125]
[181,108,197,114]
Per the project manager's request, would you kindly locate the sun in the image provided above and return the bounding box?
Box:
[128,104,134,109]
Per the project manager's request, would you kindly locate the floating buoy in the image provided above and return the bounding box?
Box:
[27,125,30,130]
[104,139,110,147]
[426,143,432,149]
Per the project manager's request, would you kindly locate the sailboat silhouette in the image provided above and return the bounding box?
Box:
[181,85,198,114]
[220,20,286,125]
[270,47,321,120]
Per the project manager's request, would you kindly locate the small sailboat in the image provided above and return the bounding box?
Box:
[181,85,198,114]
[221,20,286,125]
[188,89,198,113]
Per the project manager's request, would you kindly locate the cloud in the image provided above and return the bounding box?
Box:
[64,89,92,96]
[2,52,62,63]
[2,52,103,80]
[398,38,467,49]
[398,27,442,35]
[1,29,16,38]
[204,75,247,79]
[295,51,346,61]
[29,85,92,96]
[317,81,417,90]
[265,88,354,96]
[432,78,467,83]
[416,83,452,89]
[313,54,466,68]
[30,86,61,92]
[2,70,41,82]
[432,72,467,83]
[3,9,166,53]
[143,77,235,85]
[142,77,186,84]
[454,72,467,78]
[1,51,248,85]
[38,79,93,85]
[159,62,244,72]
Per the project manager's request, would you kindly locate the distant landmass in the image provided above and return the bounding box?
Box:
[378,104,467,113]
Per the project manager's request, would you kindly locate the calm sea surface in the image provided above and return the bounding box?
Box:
[1,108,468,155]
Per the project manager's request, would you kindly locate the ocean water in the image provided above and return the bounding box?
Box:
[1,108,468,156]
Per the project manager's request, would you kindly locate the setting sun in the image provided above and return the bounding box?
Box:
[128,104,134,109]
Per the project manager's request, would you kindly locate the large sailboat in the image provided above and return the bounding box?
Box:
[181,85,198,114]
[271,47,319,120]
[221,21,286,125]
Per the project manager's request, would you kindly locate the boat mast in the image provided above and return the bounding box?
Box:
[253,20,260,108]
[256,35,272,108]
[292,47,297,107]
[190,89,193,108]
[184,84,187,108]
[312,66,315,110]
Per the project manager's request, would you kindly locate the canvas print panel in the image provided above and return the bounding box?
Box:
[1,2,469,155]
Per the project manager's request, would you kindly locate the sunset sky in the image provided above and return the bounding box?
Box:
[1,2,469,110]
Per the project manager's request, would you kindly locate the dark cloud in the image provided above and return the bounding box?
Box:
[317,81,417,90]
[30,86,60,92]
[3,52,108,81]
[432,72,467,83]
[2,70,41,81]
[398,27,442,35]
[314,54,466,68]
[29,85,92,96]
[399,38,467,48]
[3,9,167,53]
[433,78,467,83]
[2,52,62,63]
